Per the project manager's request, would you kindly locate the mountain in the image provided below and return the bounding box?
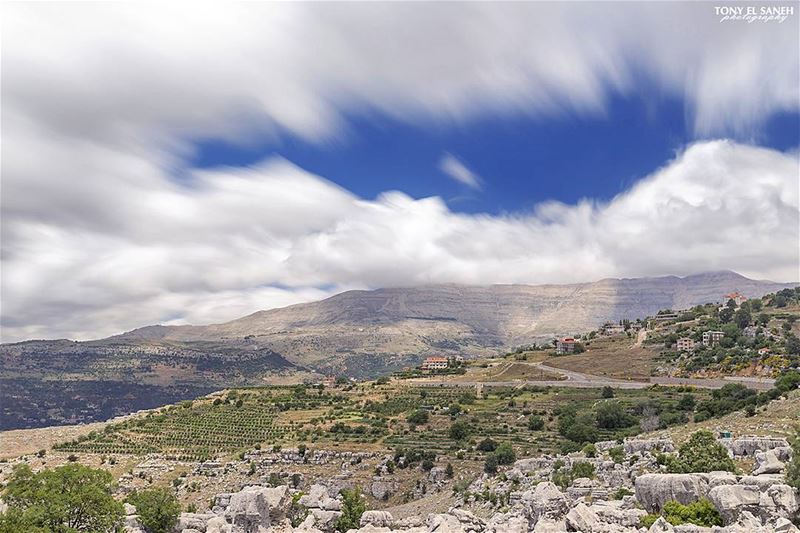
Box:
[8,270,797,375]
[1,270,795,429]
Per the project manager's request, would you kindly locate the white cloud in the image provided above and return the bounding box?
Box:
[1,137,797,342]
[439,153,482,190]
[1,3,799,342]
[2,3,797,144]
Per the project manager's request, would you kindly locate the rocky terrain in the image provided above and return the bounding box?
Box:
[115,434,798,533]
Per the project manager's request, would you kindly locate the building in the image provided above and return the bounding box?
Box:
[653,313,679,321]
[556,337,577,355]
[603,323,625,335]
[420,357,449,370]
[758,347,771,356]
[702,330,725,347]
[676,337,696,352]
[724,291,747,307]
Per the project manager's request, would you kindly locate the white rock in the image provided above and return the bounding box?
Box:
[565,502,599,532]
[707,484,760,524]
[635,474,709,513]
[359,511,393,528]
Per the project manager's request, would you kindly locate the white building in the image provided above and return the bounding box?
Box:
[702,330,725,347]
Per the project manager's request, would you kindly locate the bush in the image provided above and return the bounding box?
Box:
[608,446,625,463]
[127,488,181,533]
[1,463,124,532]
[667,430,736,473]
[494,442,516,465]
[612,487,633,500]
[484,454,499,475]
[334,487,366,533]
[449,421,469,441]
[407,409,430,425]
[595,401,634,429]
[601,386,614,399]
[582,443,597,458]
[570,461,596,479]
[477,438,498,452]
[528,415,545,430]
[649,499,722,527]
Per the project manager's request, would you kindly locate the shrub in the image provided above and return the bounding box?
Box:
[407,409,430,425]
[445,463,454,478]
[527,415,545,430]
[570,461,596,479]
[127,488,181,533]
[449,421,469,441]
[484,454,499,475]
[494,443,516,465]
[608,445,625,463]
[595,401,634,429]
[582,443,597,458]
[601,386,614,399]
[612,487,633,500]
[477,438,498,452]
[667,430,736,473]
[661,499,722,527]
[334,487,366,533]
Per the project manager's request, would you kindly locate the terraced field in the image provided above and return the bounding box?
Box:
[52,380,716,462]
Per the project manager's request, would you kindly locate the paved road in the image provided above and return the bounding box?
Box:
[407,362,775,391]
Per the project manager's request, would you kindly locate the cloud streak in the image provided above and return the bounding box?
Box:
[439,153,482,190]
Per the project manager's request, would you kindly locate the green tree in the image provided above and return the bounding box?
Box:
[667,430,736,473]
[127,487,181,533]
[407,409,430,425]
[483,454,498,475]
[595,401,633,429]
[477,438,497,452]
[734,308,751,329]
[449,420,469,441]
[601,386,615,399]
[494,442,516,465]
[775,370,800,393]
[334,487,366,533]
[1,463,123,533]
[528,415,545,430]
[677,394,696,411]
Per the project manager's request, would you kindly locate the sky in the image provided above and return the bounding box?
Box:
[1,2,799,342]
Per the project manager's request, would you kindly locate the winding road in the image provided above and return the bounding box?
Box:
[407,362,775,391]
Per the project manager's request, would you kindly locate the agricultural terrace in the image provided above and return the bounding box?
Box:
[53,381,730,461]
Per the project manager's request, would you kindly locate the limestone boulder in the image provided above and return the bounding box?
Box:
[176,512,216,532]
[521,482,569,522]
[635,474,709,513]
[565,502,600,532]
[707,484,760,524]
[753,449,786,476]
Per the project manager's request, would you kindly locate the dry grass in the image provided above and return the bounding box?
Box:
[529,335,659,381]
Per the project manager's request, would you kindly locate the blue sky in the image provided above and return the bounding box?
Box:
[191,94,799,215]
